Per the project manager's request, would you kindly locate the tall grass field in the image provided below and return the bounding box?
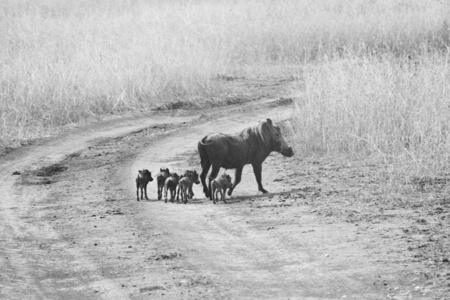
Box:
[292,54,450,174]
[2,0,450,174]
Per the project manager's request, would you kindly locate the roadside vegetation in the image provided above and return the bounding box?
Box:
[293,54,450,176]
[2,0,450,175]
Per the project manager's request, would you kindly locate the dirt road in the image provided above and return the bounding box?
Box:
[1,92,449,299]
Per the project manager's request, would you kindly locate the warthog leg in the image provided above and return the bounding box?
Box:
[182,186,189,204]
[228,166,243,196]
[170,187,175,203]
[176,185,181,201]
[252,163,268,193]
[200,162,211,197]
[136,183,140,201]
[164,186,168,203]
[157,186,162,200]
[137,185,148,201]
[221,188,227,203]
[208,165,221,200]
[143,183,149,200]
[212,185,219,204]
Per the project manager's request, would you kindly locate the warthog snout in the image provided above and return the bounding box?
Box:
[281,146,294,157]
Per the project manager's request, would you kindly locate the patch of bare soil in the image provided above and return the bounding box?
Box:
[1,74,449,299]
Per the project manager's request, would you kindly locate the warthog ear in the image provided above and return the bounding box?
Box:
[266,118,273,126]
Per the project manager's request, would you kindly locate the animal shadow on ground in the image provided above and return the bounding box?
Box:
[135,188,300,204]
[136,189,298,204]
[216,190,295,204]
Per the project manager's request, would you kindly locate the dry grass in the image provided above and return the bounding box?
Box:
[292,53,450,175]
[1,0,449,151]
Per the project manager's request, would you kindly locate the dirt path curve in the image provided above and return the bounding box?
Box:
[0,115,197,299]
[0,97,429,299]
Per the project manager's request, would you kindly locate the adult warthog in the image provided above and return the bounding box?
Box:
[198,118,294,199]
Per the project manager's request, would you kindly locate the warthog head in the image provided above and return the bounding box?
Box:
[170,172,179,181]
[192,170,200,184]
[224,174,232,187]
[138,169,153,182]
[184,170,200,184]
[264,119,294,157]
[160,168,170,175]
